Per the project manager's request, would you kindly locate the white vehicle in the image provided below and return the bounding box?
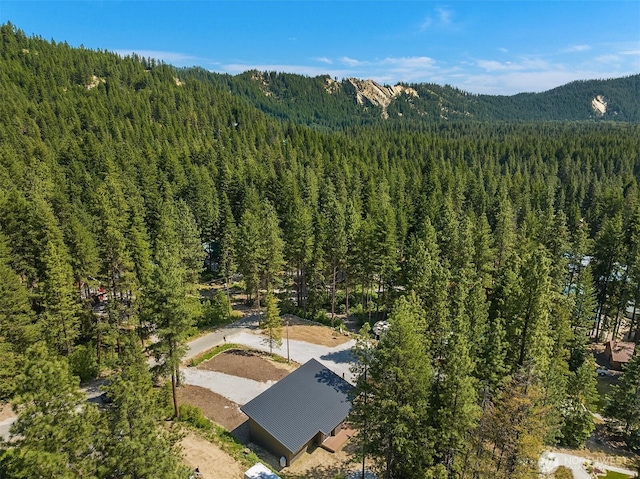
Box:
[373,320,389,339]
[596,367,613,377]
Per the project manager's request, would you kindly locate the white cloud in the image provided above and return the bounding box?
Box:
[563,44,591,53]
[476,57,551,73]
[340,56,362,67]
[594,54,622,64]
[476,60,517,72]
[384,56,436,68]
[460,71,583,95]
[437,7,453,25]
[315,57,333,64]
[419,18,433,31]
[419,6,456,31]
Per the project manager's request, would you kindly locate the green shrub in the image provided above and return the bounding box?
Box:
[201,290,234,327]
[178,404,213,431]
[553,466,574,479]
[314,309,328,324]
[278,298,301,316]
[69,344,99,381]
[597,471,634,479]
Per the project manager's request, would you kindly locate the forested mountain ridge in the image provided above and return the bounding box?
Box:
[198,69,640,128]
[2,23,640,478]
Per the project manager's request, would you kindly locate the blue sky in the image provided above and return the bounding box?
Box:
[1,1,639,95]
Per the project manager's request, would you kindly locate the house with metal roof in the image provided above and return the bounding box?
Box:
[240,358,353,466]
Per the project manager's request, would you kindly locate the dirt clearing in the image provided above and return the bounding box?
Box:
[178,384,247,431]
[181,430,244,479]
[279,441,360,478]
[0,404,15,422]
[197,349,295,382]
[275,315,352,347]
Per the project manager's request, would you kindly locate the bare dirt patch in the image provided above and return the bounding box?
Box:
[197,349,295,382]
[178,384,247,431]
[279,440,360,478]
[275,315,351,347]
[0,404,16,422]
[181,430,244,479]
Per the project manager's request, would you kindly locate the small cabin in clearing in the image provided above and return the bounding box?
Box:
[604,340,636,370]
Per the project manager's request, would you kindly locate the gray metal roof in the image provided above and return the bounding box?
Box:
[240,358,353,455]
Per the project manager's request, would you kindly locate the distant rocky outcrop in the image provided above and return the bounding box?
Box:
[345,78,418,118]
[86,75,105,90]
[592,95,607,116]
[219,69,640,126]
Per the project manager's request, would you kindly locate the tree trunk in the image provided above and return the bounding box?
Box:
[595,260,614,340]
[171,372,179,418]
[331,265,337,328]
[257,291,261,327]
[376,276,382,318]
[225,273,232,317]
[346,280,350,317]
[96,316,102,369]
[61,316,71,356]
[296,262,301,306]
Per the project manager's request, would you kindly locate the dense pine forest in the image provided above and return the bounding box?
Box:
[1,23,640,478]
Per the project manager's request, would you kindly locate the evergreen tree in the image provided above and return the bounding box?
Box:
[0,232,35,401]
[237,205,262,301]
[592,214,624,340]
[284,197,314,308]
[258,199,285,293]
[99,334,186,478]
[568,266,597,371]
[495,246,554,373]
[218,192,237,312]
[469,371,550,479]
[261,292,282,354]
[0,344,103,478]
[145,212,193,418]
[40,240,82,355]
[350,293,435,479]
[64,213,100,296]
[431,280,479,475]
[175,199,205,287]
[560,357,598,447]
[322,182,347,326]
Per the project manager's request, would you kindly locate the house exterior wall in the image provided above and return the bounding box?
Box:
[247,419,336,466]
[248,419,292,464]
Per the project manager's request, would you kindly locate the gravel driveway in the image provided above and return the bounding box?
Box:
[181,368,277,405]
[227,330,356,381]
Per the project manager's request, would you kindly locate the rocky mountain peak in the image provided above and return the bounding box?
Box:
[346,78,418,118]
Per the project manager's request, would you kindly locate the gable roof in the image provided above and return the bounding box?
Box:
[240,358,352,455]
[606,340,635,364]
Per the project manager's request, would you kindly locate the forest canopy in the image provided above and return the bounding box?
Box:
[1,23,640,478]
